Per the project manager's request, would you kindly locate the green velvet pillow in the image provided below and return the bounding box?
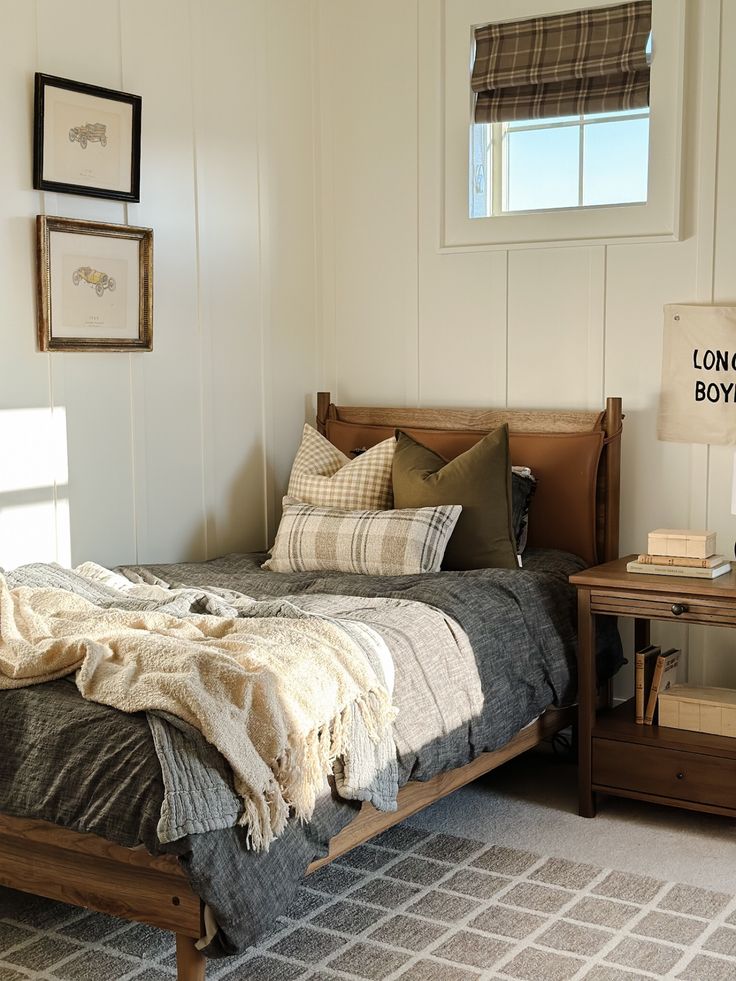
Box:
[392,426,518,570]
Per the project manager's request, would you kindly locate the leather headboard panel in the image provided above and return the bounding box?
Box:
[326,419,604,566]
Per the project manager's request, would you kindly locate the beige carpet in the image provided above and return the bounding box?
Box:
[406,747,736,895]
[1,752,735,980]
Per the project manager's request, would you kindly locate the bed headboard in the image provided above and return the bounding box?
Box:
[316,392,622,567]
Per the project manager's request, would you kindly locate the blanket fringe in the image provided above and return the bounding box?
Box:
[236,780,289,851]
[272,686,395,826]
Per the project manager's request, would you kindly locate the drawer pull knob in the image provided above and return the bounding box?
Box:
[671,603,689,616]
[676,771,685,780]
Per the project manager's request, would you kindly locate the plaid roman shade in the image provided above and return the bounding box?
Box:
[472,1,652,123]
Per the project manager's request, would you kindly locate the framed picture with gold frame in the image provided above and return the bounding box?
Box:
[36,215,153,352]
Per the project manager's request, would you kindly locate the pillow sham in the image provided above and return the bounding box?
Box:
[392,426,518,571]
[262,499,461,575]
[287,424,394,511]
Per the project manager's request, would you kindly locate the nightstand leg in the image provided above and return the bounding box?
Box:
[577,588,597,817]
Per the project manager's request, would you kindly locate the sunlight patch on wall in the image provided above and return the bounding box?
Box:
[0,407,68,493]
[0,407,70,570]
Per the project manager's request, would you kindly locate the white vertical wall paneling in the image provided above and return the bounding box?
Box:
[507,247,603,409]
[419,3,526,412]
[418,249,509,407]
[586,246,606,409]
[683,0,722,685]
[36,0,137,568]
[253,0,276,541]
[0,2,58,568]
[702,0,736,686]
[319,0,418,407]
[417,3,509,406]
[605,240,697,684]
[122,0,207,564]
[604,240,697,554]
[0,0,324,571]
[686,0,718,536]
[189,0,266,556]
[317,0,735,694]
[313,0,338,401]
[260,0,319,537]
[417,2,507,405]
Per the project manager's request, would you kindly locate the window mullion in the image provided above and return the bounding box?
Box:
[578,117,585,207]
[491,122,504,215]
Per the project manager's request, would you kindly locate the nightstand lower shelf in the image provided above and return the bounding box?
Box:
[571,556,736,819]
[592,700,736,817]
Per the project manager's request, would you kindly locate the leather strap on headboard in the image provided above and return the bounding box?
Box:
[316,394,622,568]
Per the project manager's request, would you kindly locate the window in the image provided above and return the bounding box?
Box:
[470,107,650,218]
[440,0,685,250]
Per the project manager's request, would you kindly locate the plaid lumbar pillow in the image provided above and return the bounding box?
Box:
[263,500,462,575]
[287,424,394,511]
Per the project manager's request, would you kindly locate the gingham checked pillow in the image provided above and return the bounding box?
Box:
[287,424,394,511]
[262,500,462,575]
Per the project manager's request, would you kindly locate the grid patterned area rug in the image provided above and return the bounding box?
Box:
[1,825,736,981]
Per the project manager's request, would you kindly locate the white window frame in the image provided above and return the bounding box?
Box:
[442,0,685,251]
[472,109,651,218]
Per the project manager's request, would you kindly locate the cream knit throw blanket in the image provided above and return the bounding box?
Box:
[0,575,394,851]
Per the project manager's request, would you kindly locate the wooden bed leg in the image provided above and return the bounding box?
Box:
[176,934,206,981]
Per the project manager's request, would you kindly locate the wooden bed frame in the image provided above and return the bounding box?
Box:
[0,394,622,981]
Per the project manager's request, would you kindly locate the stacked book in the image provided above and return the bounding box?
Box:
[626,529,731,580]
[635,645,681,725]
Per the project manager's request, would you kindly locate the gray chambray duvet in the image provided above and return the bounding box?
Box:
[0,549,622,956]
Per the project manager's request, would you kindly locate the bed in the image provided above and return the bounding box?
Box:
[0,392,623,981]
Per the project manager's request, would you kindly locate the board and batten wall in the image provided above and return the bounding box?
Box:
[313,0,736,687]
[5,0,736,686]
[0,0,317,571]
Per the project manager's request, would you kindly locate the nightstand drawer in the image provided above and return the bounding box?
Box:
[593,738,736,810]
[590,590,736,626]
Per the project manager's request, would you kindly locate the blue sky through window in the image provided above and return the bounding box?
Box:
[583,117,649,206]
[507,125,579,211]
[470,111,650,217]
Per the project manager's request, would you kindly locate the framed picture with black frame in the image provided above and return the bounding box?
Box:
[33,73,142,202]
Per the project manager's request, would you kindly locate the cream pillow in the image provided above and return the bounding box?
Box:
[263,499,461,575]
[287,424,394,511]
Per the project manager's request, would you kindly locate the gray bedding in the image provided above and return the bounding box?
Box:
[0,550,622,957]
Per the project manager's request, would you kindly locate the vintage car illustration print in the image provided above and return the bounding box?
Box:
[73,266,116,296]
[68,122,107,149]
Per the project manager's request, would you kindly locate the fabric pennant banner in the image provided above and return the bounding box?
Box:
[658,304,736,445]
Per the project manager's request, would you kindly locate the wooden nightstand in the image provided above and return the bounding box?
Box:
[570,556,736,819]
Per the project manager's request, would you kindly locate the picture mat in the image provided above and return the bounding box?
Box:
[49,231,139,341]
[42,85,133,193]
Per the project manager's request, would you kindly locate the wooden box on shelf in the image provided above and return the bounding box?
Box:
[659,685,736,738]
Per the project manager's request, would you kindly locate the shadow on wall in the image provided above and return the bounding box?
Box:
[185,443,269,564]
[0,406,70,571]
[225,443,268,556]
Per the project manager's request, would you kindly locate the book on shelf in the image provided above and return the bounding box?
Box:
[635,644,661,724]
[626,559,731,580]
[644,649,681,725]
[636,553,725,569]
